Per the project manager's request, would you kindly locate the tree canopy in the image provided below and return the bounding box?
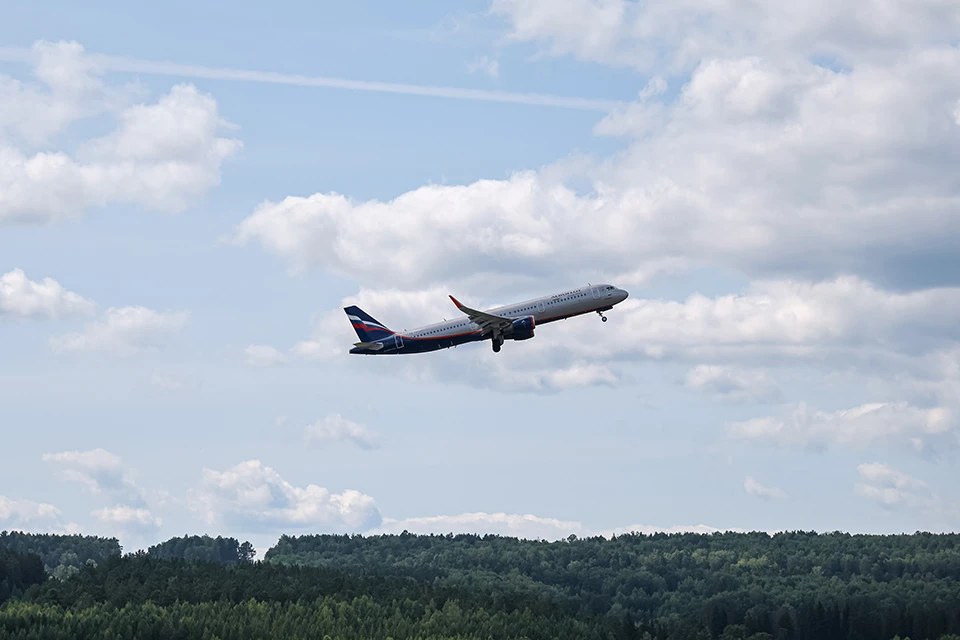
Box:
[147,534,256,564]
[0,531,120,580]
[1,530,959,639]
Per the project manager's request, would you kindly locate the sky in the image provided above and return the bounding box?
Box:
[1,0,959,555]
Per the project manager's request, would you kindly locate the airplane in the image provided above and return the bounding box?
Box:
[345,283,629,355]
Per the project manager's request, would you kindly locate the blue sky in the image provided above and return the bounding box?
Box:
[2,0,959,553]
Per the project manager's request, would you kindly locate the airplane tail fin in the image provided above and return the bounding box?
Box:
[344,305,394,342]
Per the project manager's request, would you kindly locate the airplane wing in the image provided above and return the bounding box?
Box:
[449,295,513,335]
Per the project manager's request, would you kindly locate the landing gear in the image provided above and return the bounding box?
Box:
[492,333,503,353]
[598,310,608,322]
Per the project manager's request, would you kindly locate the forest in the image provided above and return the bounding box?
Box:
[0,532,120,580]
[146,534,256,564]
[1,530,959,639]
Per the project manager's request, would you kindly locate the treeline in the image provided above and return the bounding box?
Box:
[266,530,960,640]
[0,532,120,580]
[147,534,255,564]
[0,532,253,575]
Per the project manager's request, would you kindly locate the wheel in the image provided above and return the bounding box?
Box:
[492,340,501,353]
[601,316,608,322]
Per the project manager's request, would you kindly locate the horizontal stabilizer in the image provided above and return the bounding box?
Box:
[352,341,384,351]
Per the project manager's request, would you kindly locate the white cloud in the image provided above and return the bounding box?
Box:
[685,365,781,404]
[227,14,960,399]
[42,448,147,506]
[567,277,960,366]
[743,476,787,500]
[0,41,140,146]
[304,414,380,450]
[245,344,288,366]
[727,401,957,454]
[490,0,960,71]
[467,55,500,79]
[91,505,162,532]
[0,496,79,534]
[233,49,960,294]
[854,462,946,513]
[0,268,96,319]
[49,306,189,356]
[0,41,241,224]
[189,460,382,533]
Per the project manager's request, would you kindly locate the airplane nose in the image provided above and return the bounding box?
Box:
[617,288,629,302]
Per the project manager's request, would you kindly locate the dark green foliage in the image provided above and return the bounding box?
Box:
[12,555,629,639]
[146,534,256,564]
[0,531,120,579]
[0,597,612,640]
[2,530,960,639]
[266,530,960,640]
[0,549,47,605]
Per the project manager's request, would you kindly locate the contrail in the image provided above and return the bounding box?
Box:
[0,47,622,112]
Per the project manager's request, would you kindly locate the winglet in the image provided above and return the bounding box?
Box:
[449,295,464,309]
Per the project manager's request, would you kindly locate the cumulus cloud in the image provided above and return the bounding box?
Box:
[234,48,960,293]
[744,476,787,500]
[490,0,960,71]
[49,306,189,356]
[42,448,147,506]
[0,41,241,224]
[189,460,382,533]
[91,505,162,532]
[727,401,957,454]
[0,40,139,146]
[854,463,946,513]
[0,268,96,319]
[685,365,782,404]
[0,496,79,534]
[304,414,380,450]
[230,27,960,397]
[563,277,960,366]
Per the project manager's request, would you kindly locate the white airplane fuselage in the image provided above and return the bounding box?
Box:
[346,283,629,355]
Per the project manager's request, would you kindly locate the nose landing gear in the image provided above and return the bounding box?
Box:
[597,310,608,322]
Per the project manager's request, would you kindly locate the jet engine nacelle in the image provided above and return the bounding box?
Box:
[508,315,536,341]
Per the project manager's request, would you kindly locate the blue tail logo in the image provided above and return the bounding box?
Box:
[344,305,394,342]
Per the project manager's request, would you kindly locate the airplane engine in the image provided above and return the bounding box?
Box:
[508,315,536,341]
